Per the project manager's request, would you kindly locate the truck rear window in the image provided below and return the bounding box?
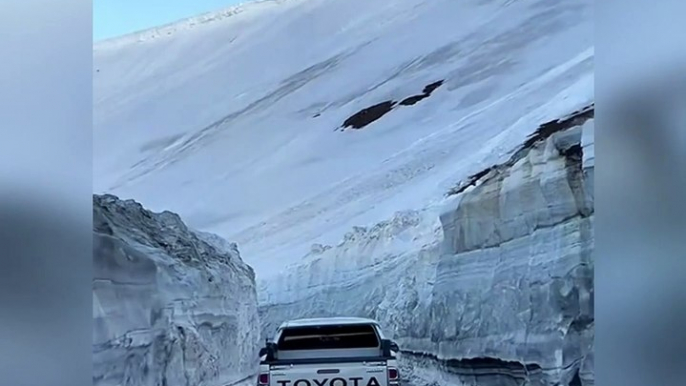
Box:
[278,324,380,350]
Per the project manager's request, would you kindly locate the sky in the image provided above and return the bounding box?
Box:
[93,0,246,41]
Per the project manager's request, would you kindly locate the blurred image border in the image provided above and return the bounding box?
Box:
[1,1,685,385]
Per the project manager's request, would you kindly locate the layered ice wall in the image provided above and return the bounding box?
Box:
[427,110,594,386]
[93,194,260,386]
[260,111,594,386]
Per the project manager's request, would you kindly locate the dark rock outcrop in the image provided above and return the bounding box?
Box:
[399,80,444,106]
[341,80,445,130]
[342,100,397,129]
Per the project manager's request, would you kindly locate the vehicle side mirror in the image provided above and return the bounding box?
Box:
[381,339,399,356]
[259,341,278,361]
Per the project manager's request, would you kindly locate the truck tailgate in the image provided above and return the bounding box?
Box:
[269,360,388,386]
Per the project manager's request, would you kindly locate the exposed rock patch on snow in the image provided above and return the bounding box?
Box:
[92,194,260,386]
[341,100,397,130]
[259,114,594,386]
[399,80,444,106]
[340,80,445,129]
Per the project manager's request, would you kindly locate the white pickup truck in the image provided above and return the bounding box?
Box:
[258,317,401,386]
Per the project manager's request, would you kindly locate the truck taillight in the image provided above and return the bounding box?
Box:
[258,373,269,385]
[388,367,399,382]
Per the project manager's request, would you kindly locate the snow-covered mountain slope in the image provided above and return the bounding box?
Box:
[95,1,594,384]
[93,194,260,386]
[259,111,595,386]
[94,0,593,277]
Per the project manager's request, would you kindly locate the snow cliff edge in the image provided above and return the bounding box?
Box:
[92,194,260,386]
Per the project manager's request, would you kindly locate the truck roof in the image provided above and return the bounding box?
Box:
[278,317,379,329]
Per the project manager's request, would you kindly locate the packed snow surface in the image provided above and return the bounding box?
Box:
[94,0,592,278]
